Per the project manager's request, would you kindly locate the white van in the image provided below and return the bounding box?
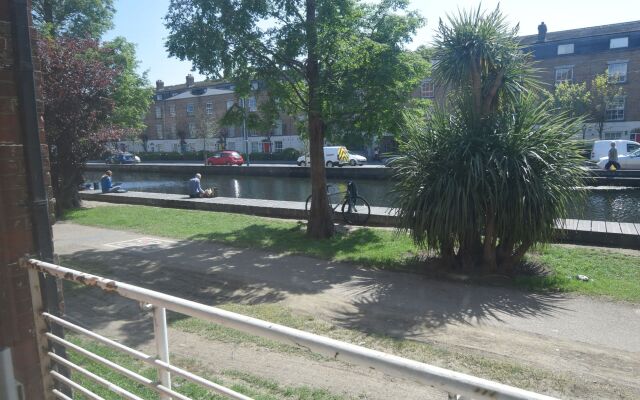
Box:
[297,146,351,167]
[591,140,640,161]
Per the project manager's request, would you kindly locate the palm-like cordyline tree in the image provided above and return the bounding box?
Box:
[392,6,586,272]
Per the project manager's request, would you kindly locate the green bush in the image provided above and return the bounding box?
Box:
[138,148,301,162]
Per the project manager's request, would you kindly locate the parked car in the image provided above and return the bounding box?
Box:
[105,152,141,164]
[590,140,640,161]
[348,152,367,166]
[297,146,350,167]
[597,149,640,170]
[207,151,244,166]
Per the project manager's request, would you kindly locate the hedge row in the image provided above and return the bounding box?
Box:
[138,148,301,162]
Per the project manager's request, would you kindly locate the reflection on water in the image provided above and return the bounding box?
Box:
[85,171,640,222]
[572,187,640,222]
[85,171,397,207]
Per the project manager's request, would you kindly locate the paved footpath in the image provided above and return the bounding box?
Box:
[52,222,640,397]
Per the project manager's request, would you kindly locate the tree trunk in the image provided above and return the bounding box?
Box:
[305,0,334,239]
[482,211,497,272]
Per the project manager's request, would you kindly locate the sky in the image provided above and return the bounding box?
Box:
[103,0,640,86]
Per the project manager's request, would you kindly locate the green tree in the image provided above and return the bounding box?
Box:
[586,73,625,139]
[392,6,586,273]
[552,73,624,139]
[32,0,115,38]
[165,0,425,238]
[551,81,591,139]
[102,37,154,137]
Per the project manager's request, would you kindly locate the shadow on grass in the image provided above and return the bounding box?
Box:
[58,228,567,348]
[187,222,399,266]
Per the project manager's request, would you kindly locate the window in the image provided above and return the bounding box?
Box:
[228,126,236,137]
[186,103,194,114]
[206,102,213,115]
[156,124,163,139]
[604,131,623,140]
[226,100,235,110]
[554,66,573,84]
[170,123,177,138]
[248,97,257,112]
[226,142,234,150]
[155,106,162,118]
[420,79,434,98]
[188,122,196,137]
[610,37,628,49]
[274,141,283,153]
[605,97,625,121]
[557,43,574,55]
[156,94,162,100]
[627,143,640,152]
[251,142,260,153]
[274,120,283,136]
[169,104,176,117]
[608,62,627,83]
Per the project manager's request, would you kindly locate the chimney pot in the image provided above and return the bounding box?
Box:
[156,80,164,90]
[186,74,195,87]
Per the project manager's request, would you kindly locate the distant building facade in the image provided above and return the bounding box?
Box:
[124,74,303,154]
[521,21,640,140]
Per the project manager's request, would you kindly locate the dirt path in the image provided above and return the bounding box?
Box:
[54,222,640,399]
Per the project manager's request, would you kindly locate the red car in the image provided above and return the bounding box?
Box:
[206,151,244,166]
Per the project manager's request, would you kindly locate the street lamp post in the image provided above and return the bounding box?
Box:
[241,97,250,166]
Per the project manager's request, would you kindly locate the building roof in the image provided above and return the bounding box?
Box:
[161,79,224,92]
[520,20,640,45]
[167,87,235,101]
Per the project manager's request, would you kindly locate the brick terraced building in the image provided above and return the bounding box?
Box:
[521,21,640,140]
[131,75,302,155]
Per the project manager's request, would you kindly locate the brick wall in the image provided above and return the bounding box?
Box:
[0,0,49,398]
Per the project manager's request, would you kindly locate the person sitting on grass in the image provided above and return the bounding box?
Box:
[100,170,123,193]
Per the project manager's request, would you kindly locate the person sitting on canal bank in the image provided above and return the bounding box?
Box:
[188,173,217,198]
[188,173,205,198]
[605,141,621,171]
[100,170,124,193]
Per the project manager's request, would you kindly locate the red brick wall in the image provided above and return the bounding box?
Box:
[0,0,49,398]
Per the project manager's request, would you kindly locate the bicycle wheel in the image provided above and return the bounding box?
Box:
[304,194,313,217]
[341,196,371,225]
[306,193,341,219]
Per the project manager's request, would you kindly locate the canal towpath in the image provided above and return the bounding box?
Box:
[54,220,640,399]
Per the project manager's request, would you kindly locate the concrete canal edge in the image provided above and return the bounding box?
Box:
[85,163,393,180]
[79,191,640,250]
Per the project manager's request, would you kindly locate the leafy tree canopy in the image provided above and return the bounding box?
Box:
[165,0,428,144]
[165,0,428,238]
[551,73,624,139]
[101,37,154,135]
[33,0,115,39]
[39,37,121,213]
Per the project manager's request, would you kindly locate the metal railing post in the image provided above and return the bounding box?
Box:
[152,306,171,399]
[0,348,20,400]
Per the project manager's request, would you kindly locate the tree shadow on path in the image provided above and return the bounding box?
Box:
[58,228,568,348]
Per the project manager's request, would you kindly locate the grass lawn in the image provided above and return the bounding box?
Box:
[63,205,640,302]
[65,334,344,400]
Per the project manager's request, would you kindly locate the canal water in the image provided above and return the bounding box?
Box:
[85,171,640,223]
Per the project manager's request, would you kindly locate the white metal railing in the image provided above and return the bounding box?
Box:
[21,258,559,400]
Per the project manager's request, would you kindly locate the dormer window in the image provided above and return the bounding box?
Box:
[557,44,574,55]
[610,37,628,49]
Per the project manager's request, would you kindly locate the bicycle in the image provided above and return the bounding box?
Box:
[304,181,371,225]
